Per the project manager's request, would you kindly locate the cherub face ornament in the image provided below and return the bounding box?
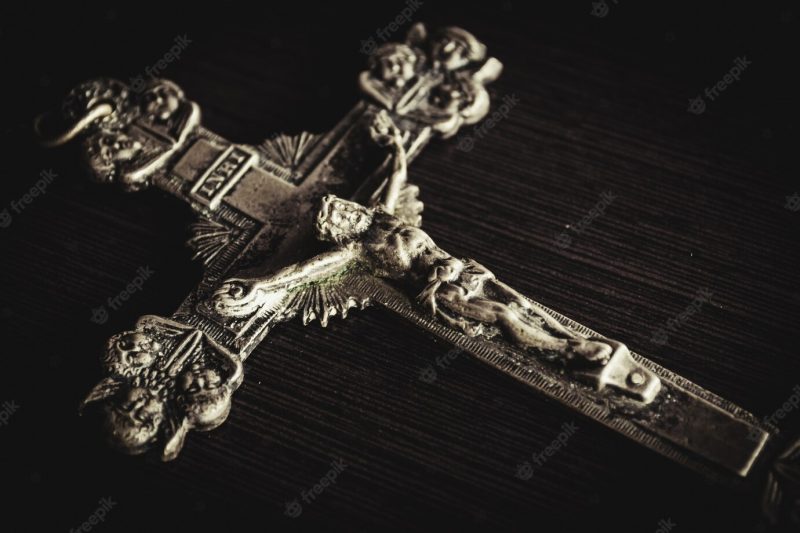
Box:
[104,387,165,454]
[103,331,162,377]
[177,364,233,430]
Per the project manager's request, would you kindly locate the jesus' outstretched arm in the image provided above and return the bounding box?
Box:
[369,110,408,214]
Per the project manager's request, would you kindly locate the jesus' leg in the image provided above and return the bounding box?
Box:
[436,285,613,364]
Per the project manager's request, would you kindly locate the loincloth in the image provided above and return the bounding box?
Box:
[418,258,499,338]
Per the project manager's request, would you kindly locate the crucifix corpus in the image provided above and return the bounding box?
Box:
[36,24,777,488]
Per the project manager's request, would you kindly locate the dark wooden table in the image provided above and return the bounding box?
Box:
[3,3,799,531]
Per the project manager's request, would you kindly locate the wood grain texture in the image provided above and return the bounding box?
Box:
[2,3,799,532]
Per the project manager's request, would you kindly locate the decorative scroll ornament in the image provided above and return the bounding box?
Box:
[37,23,777,510]
[359,23,503,138]
[81,316,242,460]
[36,78,200,191]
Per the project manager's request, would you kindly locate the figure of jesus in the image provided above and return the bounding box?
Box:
[211,111,621,367]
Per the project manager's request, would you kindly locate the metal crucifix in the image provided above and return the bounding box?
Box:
[36,23,773,482]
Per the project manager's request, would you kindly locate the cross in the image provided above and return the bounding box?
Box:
[37,23,773,481]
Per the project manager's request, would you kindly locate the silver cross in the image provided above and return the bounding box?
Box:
[36,24,773,482]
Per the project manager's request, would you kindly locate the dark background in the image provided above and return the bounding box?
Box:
[2,2,799,531]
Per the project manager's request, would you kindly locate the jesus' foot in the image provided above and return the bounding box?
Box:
[567,338,614,366]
